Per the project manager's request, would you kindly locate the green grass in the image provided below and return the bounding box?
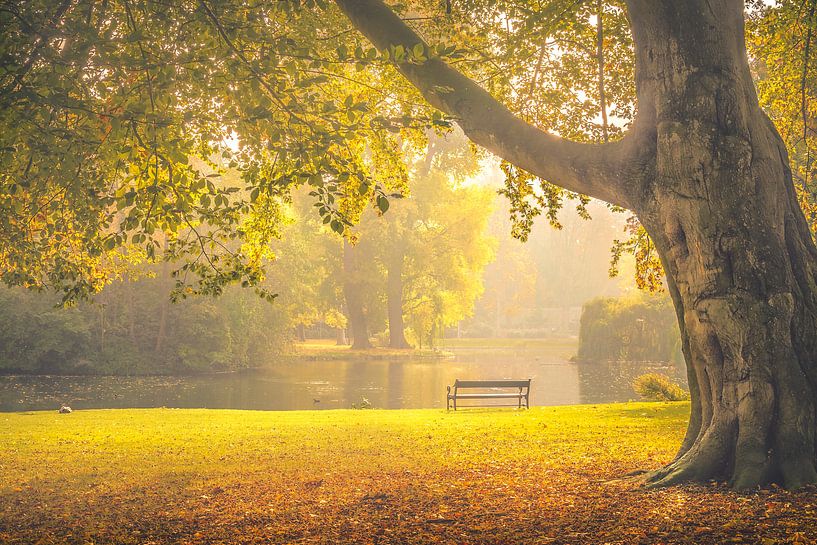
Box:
[1,403,815,544]
[0,403,686,489]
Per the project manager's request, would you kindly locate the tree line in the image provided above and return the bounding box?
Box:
[0,132,494,373]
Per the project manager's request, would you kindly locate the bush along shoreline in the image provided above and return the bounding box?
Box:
[0,284,291,376]
[576,293,682,364]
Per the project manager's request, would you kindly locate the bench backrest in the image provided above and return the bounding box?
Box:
[454,379,531,389]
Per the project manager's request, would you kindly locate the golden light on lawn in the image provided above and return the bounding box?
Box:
[3,404,815,543]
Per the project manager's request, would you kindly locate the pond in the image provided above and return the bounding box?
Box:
[0,340,687,412]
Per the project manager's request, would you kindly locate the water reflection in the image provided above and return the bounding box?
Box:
[0,343,688,412]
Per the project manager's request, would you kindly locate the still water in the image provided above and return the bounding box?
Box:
[0,341,686,412]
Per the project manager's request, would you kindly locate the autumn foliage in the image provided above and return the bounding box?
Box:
[1,405,815,544]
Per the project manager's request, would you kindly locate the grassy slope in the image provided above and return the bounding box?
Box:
[1,404,815,544]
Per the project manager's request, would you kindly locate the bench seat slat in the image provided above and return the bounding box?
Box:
[454,380,530,388]
[449,393,525,399]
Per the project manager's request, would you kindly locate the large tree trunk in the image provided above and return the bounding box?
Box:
[386,246,411,349]
[628,0,817,489]
[342,240,372,350]
[336,0,817,488]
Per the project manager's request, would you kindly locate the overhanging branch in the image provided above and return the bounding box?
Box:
[334,0,634,208]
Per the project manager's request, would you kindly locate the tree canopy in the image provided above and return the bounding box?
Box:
[0,0,445,301]
[4,0,817,300]
[0,0,644,302]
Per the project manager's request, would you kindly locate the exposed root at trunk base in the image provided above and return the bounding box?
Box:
[643,450,817,490]
[645,459,711,489]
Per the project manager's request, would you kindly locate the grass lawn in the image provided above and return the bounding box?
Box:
[1,403,815,544]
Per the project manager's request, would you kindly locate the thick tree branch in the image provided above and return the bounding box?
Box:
[334,0,633,208]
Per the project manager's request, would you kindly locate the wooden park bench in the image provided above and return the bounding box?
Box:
[446,379,531,410]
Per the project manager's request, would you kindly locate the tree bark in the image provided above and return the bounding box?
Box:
[337,0,817,488]
[626,0,817,489]
[155,238,170,354]
[342,240,372,350]
[386,246,411,349]
[127,281,136,343]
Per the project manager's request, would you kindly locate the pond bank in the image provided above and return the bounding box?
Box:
[290,339,453,361]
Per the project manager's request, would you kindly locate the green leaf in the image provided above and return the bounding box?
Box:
[377,195,389,213]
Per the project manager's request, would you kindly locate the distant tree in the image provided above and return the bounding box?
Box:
[0,288,91,373]
[352,132,494,348]
[481,235,538,336]
[341,238,375,349]
[0,278,291,375]
[264,189,343,343]
[399,169,494,348]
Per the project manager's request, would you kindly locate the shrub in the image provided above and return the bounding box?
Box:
[577,293,681,363]
[0,278,291,375]
[633,373,689,401]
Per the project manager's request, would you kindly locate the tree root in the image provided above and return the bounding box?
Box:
[644,445,817,490]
